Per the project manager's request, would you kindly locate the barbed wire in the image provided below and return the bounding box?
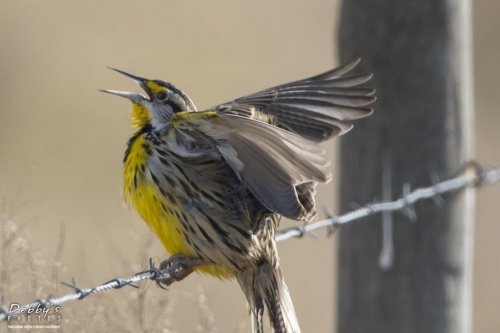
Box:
[276,162,499,241]
[1,162,499,322]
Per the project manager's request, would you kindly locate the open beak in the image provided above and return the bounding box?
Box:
[100,68,152,102]
[99,89,147,103]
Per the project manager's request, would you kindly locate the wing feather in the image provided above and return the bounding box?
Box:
[172,113,330,221]
[212,59,375,142]
[218,116,330,220]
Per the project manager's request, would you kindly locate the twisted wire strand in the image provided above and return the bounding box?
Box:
[277,163,499,241]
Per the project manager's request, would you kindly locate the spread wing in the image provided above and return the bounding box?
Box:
[171,112,331,221]
[211,59,376,142]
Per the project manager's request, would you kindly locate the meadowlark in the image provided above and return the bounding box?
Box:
[102,59,374,333]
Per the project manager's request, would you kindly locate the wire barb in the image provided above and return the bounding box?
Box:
[61,278,96,300]
[0,297,8,317]
[276,163,500,242]
[0,162,499,322]
[276,220,318,239]
[401,183,417,222]
[430,172,446,207]
[135,258,163,279]
[323,206,340,237]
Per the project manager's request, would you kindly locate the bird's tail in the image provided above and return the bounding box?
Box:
[237,261,300,333]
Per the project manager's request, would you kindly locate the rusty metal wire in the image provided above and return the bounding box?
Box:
[1,162,499,322]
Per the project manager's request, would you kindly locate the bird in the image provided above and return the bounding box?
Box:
[101,59,375,333]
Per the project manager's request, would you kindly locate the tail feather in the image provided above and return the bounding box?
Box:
[237,262,300,333]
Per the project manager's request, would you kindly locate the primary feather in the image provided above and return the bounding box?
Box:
[214,58,375,142]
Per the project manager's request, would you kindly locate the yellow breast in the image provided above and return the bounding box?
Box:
[123,132,233,279]
[124,133,194,257]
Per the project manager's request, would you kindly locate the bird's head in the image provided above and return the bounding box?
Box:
[101,68,196,130]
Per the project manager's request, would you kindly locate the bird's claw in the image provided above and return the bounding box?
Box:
[155,254,208,289]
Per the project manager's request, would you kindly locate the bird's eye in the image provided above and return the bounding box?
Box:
[156,92,167,101]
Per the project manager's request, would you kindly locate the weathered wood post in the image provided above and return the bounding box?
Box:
[336,1,474,332]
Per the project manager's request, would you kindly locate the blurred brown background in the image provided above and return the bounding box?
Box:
[0,1,498,332]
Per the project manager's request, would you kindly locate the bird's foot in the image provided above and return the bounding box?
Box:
[155,254,208,289]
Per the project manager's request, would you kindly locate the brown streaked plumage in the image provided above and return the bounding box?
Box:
[102,59,375,333]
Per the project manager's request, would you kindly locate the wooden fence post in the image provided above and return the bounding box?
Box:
[336,1,474,332]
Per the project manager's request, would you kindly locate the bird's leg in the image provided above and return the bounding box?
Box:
[156,254,209,288]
